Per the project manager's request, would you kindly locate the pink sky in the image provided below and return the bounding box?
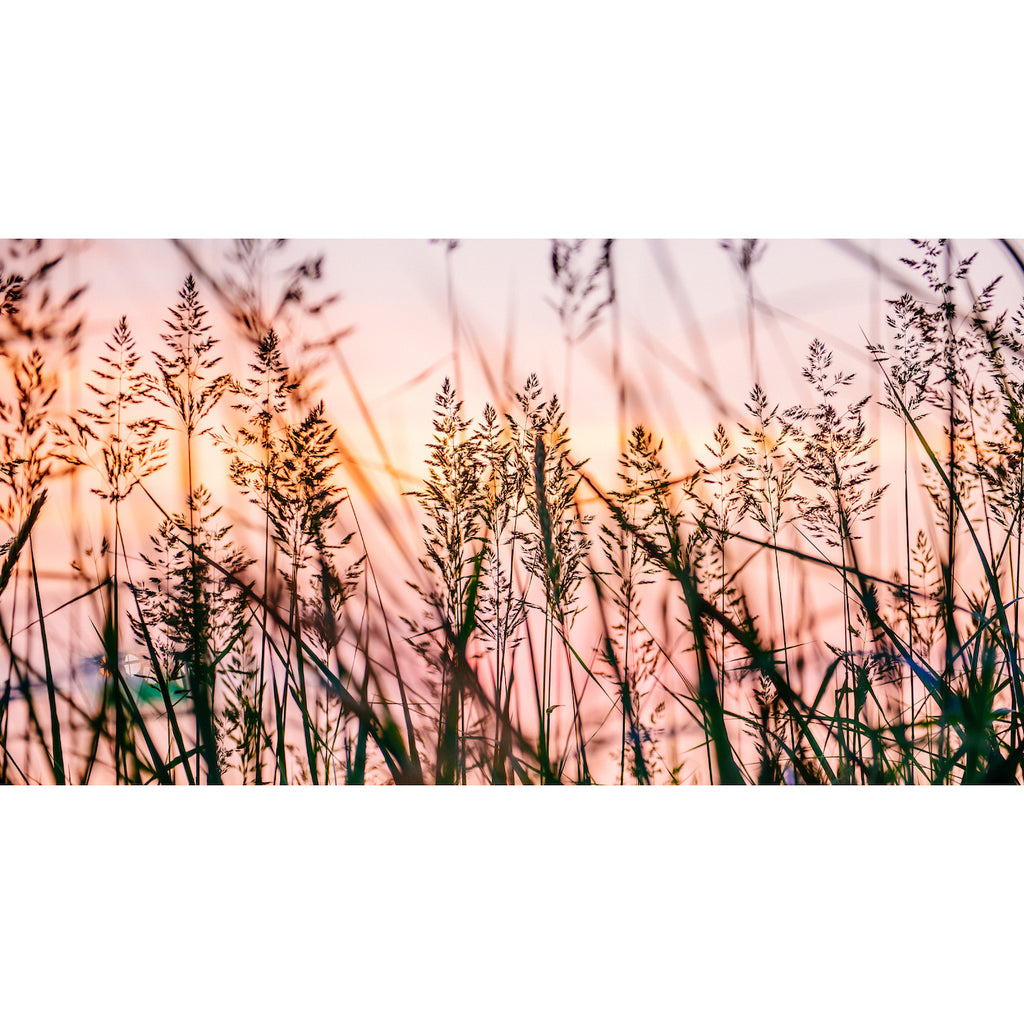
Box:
[57,237,1024,547]
[70,238,1019,473]
[9,238,1020,619]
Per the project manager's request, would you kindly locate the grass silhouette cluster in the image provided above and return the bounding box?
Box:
[2,237,1024,784]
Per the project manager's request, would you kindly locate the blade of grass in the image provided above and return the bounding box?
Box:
[29,538,64,784]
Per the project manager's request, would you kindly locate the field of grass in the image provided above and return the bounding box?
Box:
[3,237,1024,784]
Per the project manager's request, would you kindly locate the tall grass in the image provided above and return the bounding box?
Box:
[4,236,1024,784]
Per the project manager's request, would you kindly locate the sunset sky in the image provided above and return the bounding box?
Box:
[48,238,1024,554]
[66,238,1024,479]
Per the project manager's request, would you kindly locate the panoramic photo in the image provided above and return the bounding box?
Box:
[2,236,1022,785]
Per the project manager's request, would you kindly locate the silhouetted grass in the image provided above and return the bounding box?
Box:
[3,237,1024,784]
